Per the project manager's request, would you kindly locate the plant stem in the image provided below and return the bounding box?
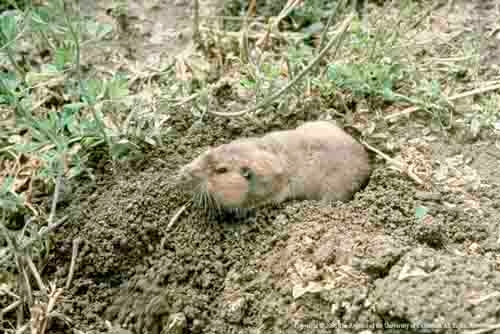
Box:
[208,14,355,117]
[60,0,114,162]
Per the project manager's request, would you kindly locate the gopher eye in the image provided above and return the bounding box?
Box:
[240,166,253,180]
[215,166,228,174]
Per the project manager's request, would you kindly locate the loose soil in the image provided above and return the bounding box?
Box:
[9,0,500,333]
[44,111,500,334]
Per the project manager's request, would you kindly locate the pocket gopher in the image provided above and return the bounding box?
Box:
[177,121,371,210]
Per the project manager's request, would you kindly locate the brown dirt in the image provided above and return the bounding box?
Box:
[40,106,500,333]
[10,0,500,333]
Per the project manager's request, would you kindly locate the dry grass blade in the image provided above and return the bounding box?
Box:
[47,174,63,229]
[30,303,47,334]
[65,238,80,290]
[360,140,424,186]
[318,0,345,52]
[29,283,64,334]
[166,203,190,232]
[208,13,355,117]
[0,161,71,332]
[385,83,500,121]
[256,0,301,50]
[0,287,20,299]
[172,93,199,107]
[160,202,191,249]
[25,256,46,293]
[1,299,22,316]
[239,0,257,62]
[19,258,33,306]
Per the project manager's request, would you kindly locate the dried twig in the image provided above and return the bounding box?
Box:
[318,0,345,52]
[448,83,500,101]
[160,202,190,249]
[385,83,500,121]
[19,258,33,306]
[207,13,355,117]
[1,300,22,316]
[0,178,68,332]
[30,283,64,334]
[256,0,301,50]
[167,203,189,231]
[0,287,20,300]
[65,238,80,290]
[360,140,424,185]
[46,283,64,317]
[199,26,320,42]
[171,92,200,107]
[239,0,257,62]
[48,172,63,228]
[14,323,29,334]
[25,256,46,293]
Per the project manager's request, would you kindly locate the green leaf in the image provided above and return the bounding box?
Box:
[382,86,395,100]
[106,75,129,100]
[0,71,19,104]
[85,20,113,39]
[415,206,429,221]
[0,176,24,212]
[30,7,51,31]
[430,79,441,97]
[82,78,105,104]
[0,95,11,104]
[0,176,14,194]
[54,45,75,70]
[240,78,255,89]
[0,14,18,45]
[41,63,59,74]
[110,141,132,159]
[0,71,19,93]
[327,63,402,98]
[63,102,86,114]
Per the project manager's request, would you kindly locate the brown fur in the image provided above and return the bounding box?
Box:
[177,121,371,210]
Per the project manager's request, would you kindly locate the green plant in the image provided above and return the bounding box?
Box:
[0,0,146,177]
[465,95,500,137]
[327,62,403,99]
[0,176,25,214]
[0,9,26,78]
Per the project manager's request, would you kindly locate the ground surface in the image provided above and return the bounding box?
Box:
[8,0,500,333]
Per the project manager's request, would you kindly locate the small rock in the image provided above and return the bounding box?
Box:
[225,297,247,323]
